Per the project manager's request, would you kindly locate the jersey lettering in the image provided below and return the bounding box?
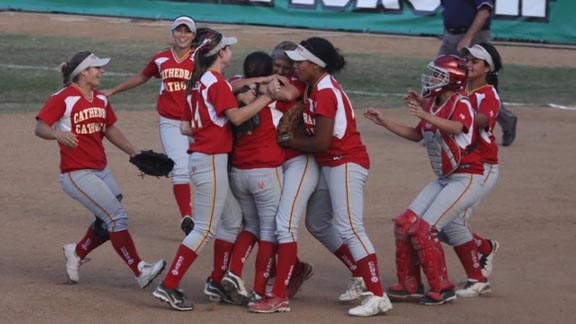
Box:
[161,68,191,81]
[73,107,106,123]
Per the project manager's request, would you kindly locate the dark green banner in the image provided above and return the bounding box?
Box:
[2,0,574,44]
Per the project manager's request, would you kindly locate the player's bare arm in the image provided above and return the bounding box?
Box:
[104,124,138,156]
[34,119,78,148]
[225,94,271,125]
[408,101,464,134]
[180,121,192,137]
[364,108,422,142]
[230,75,273,94]
[101,73,149,97]
[474,112,489,129]
[268,75,300,101]
[403,90,426,107]
[283,115,332,152]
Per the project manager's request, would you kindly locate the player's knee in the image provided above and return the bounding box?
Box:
[171,171,190,184]
[304,217,324,239]
[106,208,129,232]
[393,209,419,240]
[444,231,473,246]
[90,217,110,241]
[441,221,472,246]
[408,219,438,250]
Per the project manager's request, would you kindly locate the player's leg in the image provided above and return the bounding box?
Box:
[205,187,243,304]
[443,219,490,297]
[325,163,392,317]
[305,173,366,302]
[280,156,319,300]
[459,163,500,278]
[416,173,484,305]
[221,167,258,304]
[159,117,193,227]
[249,167,283,300]
[75,168,123,258]
[251,155,319,313]
[387,209,424,301]
[61,168,165,287]
[154,153,229,311]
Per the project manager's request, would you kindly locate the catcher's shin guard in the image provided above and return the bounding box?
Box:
[409,219,453,293]
[393,210,422,293]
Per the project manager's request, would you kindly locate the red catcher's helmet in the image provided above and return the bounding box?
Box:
[421,55,468,98]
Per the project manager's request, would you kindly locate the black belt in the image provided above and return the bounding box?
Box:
[446,27,468,35]
[445,26,489,35]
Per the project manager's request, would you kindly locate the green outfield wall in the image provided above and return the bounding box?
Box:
[2,0,574,45]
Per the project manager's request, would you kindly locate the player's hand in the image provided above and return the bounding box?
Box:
[273,74,290,86]
[236,86,257,105]
[55,131,78,148]
[364,108,387,126]
[266,78,281,96]
[100,89,113,97]
[407,100,427,120]
[403,90,425,106]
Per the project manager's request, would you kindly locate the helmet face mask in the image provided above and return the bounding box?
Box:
[421,55,468,98]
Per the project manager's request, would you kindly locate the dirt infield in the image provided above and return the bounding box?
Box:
[1,12,575,324]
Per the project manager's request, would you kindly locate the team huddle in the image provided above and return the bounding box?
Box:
[34,15,502,317]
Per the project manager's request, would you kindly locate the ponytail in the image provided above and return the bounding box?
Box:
[60,51,91,85]
[186,28,223,95]
[487,72,499,92]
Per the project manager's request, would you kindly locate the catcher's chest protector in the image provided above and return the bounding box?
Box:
[423,130,461,177]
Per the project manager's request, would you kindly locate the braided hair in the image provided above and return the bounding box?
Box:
[60,51,91,86]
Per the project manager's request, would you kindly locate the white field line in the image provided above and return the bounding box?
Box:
[2,63,575,110]
[0,63,132,76]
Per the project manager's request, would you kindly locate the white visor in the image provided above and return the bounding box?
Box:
[171,16,196,33]
[462,45,495,72]
[285,45,327,68]
[205,36,237,56]
[70,53,110,80]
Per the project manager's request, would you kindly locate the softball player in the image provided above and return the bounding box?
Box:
[103,16,197,234]
[365,54,485,305]
[267,40,368,306]
[251,37,393,317]
[264,41,319,304]
[443,43,503,297]
[217,51,284,305]
[34,51,166,289]
[151,29,273,311]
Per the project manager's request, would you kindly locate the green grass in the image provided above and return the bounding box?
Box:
[1,34,574,114]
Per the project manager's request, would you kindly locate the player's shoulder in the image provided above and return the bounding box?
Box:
[149,48,173,61]
[50,85,78,98]
[203,70,227,84]
[228,74,244,83]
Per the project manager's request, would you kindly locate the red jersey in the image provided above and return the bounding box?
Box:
[302,74,370,169]
[231,100,284,169]
[142,48,194,120]
[36,85,117,173]
[276,74,306,162]
[468,85,500,165]
[416,92,483,175]
[286,72,306,97]
[183,71,237,154]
